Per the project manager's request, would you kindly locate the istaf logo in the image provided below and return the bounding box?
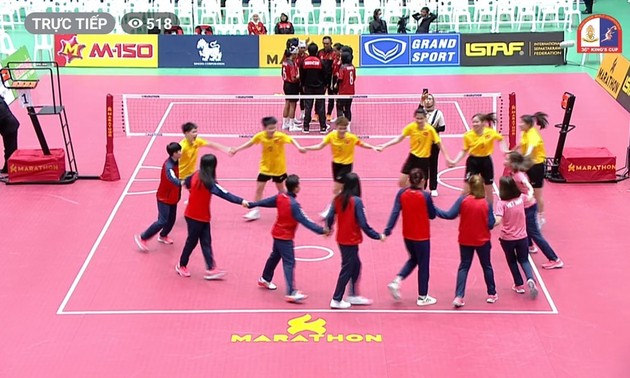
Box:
[364,38,407,64]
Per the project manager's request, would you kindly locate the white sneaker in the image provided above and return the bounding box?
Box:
[347,296,373,305]
[282,120,289,130]
[243,209,260,221]
[330,299,351,309]
[286,291,308,303]
[527,279,539,299]
[387,281,401,300]
[289,123,302,132]
[528,245,539,254]
[417,295,437,306]
[430,190,438,197]
[293,118,303,126]
[258,277,277,290]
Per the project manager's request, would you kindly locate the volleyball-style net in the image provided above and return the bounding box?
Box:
[120,93,514,140]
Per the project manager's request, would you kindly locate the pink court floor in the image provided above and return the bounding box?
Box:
[1,73,629,377]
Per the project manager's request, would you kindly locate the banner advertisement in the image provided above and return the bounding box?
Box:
[54,34,158,67]
[560,147,617,183]
[158,35,259,68]
[595,53,630,99]
[360,34,460,67]
[259,34,359,68]
[460,32,564,66]
[577,15,622,54]
[0,46,36,105]
[617,66,630,113]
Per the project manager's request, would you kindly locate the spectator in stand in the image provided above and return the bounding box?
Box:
[582,0,593,14]
[416,7,437,34]
[248,13,267,35]
[274,13,294,34]
[369,9,388,34]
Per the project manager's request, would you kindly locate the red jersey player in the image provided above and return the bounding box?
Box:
[281,46,301,132]
[335,52,356,131]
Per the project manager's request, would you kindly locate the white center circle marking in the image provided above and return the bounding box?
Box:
[294,246,334,262]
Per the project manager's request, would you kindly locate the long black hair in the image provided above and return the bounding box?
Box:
[340,172,362,211]
[521,112,549,129]
[198,154,217,189]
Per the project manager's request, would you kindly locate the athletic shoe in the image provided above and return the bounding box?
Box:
[528,245,539,254]
[387,281,401,300]
[134,234,149,252]
[347,296,373,305]
[512,284,526,294]
[204,268,227,280]
[486,294,499,303]
[527,279,539,299]
[175,264,191,277]
[289,123,302,132]
[430,190,438,197]
[417,295,437,306]
[243,209,260,222]
[330,299,351,309]
[157,236,174,245]
[320,127,327,134]
[542,259,564,269]
[285,290,308,303]
[293,118,303,125]
[258,277,277,290]
[452,297,465,307]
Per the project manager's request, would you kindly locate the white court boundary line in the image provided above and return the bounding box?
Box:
[58,112,557,316]
[56,103,175,315]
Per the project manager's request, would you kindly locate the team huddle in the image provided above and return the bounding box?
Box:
[134,92,564,309]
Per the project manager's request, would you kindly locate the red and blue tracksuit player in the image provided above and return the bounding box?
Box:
[134,142,183,251]
[175,154,248,280]
[383,168,438,306]
[326,172,384,309]
[248,174,328,303]
[436,174,497,308]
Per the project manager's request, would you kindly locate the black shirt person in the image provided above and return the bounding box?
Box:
[416,7,438,34]
[0,95,20,175]
[369,9,388,34]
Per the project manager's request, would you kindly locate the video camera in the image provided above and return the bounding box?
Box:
[397,13,422,34]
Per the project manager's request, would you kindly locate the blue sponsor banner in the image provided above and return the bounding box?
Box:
[158,35,259,68]
[359,34,460,67]
[409,34,460,66]
[360,35,409,67]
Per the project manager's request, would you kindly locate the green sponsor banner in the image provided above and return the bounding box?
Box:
[1,46,37,105]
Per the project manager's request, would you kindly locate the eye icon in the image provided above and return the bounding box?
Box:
[127,17,144,29]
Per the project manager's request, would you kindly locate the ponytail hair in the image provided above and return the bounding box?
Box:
[408,168,425,189]
[198,154,217,189]
[521,111,549,130]
[467,174,486,199]
[507,151,533,172]
[473,112,496,126]
[340,172,362,211]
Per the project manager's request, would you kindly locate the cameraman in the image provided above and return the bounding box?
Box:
[416,7,437,34]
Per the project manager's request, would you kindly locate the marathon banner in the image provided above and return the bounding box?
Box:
[460,32,564,66]
[54,34,158,67]
[158,35,259,68]
[359,34,460,67]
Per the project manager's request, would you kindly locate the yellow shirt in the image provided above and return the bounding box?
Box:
[520,127,546,164]
[402,122,441,158]
[323,131,363,165]
[252,131,293,176]
[463,127,503,157]
[179,137,208,179]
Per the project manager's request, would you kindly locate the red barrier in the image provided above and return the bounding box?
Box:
[100,94,120,181]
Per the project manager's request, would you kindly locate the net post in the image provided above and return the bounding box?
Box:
[100,94,120,181]
[508,93,517,149]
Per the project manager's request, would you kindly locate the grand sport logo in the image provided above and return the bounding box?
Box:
[364,38,407,64]
[231,313,383,343]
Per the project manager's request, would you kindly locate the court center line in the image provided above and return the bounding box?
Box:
[57,103,175,315]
